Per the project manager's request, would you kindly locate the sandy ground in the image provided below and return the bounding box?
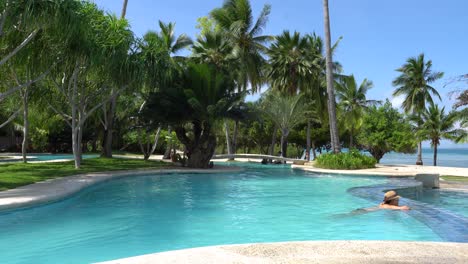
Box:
[98,241,468,264]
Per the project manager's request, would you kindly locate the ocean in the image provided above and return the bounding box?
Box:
[379,148,468,168]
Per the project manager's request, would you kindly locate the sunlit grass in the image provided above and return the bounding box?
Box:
[0,158,169,191]
[441,175,468,182]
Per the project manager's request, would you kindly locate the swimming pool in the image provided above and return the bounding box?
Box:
[0,165,466,264]
[0,154,98,163]
[28,154,99,161]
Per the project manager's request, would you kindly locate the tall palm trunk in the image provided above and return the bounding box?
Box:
[121,0,129,18]
[269,124,278,156]
[306,119,311,161]
[21,89,29,163]
[416,116,423,165]
[323,0,341,153]
[416,141,423,165]
[349,126,354,149]
[433,143,437,166]
[232,120,238,154]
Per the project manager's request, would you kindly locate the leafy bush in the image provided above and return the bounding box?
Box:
[315,149,376,170]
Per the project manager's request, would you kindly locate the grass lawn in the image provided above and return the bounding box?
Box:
[441,175,468,182]
[0,158,169,191]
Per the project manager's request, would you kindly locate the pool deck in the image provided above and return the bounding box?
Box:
[98,241,468,264]
[291,163,468,177]
[0,166,242,211]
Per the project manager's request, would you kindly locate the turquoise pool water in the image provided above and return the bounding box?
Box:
[29,154,99,161]
[412,190,468,217]
[0,166,447,264]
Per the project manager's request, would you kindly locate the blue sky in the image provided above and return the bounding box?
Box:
[94,0,468,148]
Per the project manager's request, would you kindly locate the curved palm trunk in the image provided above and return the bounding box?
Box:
[433,143,437,166]
[323,0,341,154]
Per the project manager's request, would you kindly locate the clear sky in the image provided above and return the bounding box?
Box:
[93,0,468,148]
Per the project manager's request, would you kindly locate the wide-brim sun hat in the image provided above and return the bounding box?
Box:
[383,190,400,202]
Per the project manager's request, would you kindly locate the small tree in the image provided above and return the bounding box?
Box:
[420,104,466,166]
[261,90,307,157]
[357,100,416,162]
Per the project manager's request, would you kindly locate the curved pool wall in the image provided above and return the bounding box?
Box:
[0,163,467,264]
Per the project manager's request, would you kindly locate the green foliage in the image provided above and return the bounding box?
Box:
[315,149,376,170]
[357,100,416,162]
[267,31,321,95]
[0,158,168,191]
[392,53,443,114]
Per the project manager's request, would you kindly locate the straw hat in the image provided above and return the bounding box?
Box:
[383,190,400,202]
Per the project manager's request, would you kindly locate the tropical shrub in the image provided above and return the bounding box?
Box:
[315,149,376,170]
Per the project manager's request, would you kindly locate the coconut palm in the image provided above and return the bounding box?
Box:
[211,0,271,92]
[336,75,380,148]
[267,31,321,95]
[262,90,307,157]
[211,0,272,157]
[192,31,236,70]
[322,0,340,153]
[420,104,466,166]
[392,53,443,165]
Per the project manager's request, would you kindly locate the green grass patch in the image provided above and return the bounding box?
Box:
[315,150,376,170]
[0,158,169,191]
[441,175,468,182]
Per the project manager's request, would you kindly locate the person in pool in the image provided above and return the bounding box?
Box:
[379,190,410,210]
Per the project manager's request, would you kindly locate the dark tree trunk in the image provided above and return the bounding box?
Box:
[433,143,437,166]
[232,120,238,154]
[175,122,216,168]
[312,141,317,160]
[269,124,278,156]
[369,148,385,163]
[349,127,354,149]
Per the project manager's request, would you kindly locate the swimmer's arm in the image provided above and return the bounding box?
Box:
[379,203,410,210]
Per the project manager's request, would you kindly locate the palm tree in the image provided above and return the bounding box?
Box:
[139,21,192,159]
[267,31,320,95]
[420,104,466,166]
[322,0,340,153]
[392,53,443,165]
[192,31,236,70]
[142,63,244,168]
[211,0,271,92]
[211,0,272,157]
[262,91,307,157]
[336,75,380,148]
